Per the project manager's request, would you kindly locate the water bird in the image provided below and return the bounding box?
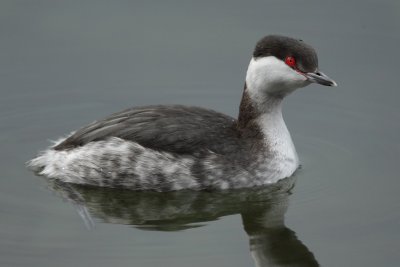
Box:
[29,35,337,191]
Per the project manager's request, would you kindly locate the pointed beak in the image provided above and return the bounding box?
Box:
[305,71,337,87]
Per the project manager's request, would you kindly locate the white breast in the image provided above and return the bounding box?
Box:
[255,110,299,183]
[244,56,301,183]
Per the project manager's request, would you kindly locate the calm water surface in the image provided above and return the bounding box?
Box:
[1,1,399,266]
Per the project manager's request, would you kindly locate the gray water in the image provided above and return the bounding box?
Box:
[1,1,399,266]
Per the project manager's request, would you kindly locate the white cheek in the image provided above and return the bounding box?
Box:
[246,56,308,97]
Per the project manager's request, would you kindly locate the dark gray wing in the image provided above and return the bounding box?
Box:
[54,105,241,154]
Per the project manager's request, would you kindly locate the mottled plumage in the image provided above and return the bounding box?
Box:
[29,103,277,191]
[28,35,336,191]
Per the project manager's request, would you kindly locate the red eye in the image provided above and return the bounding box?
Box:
[285,56,296,67]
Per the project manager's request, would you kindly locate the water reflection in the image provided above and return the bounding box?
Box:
[44,177,319,266]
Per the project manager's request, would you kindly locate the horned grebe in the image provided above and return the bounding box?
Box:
[28,35,337,191]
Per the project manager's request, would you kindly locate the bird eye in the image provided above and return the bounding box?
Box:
[285,56,296,67]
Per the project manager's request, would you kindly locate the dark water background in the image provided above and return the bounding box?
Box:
[1,1,399,266]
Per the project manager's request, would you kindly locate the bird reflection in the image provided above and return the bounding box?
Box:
[44,177,319,266]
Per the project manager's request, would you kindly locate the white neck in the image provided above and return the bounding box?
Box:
[255,99,299,180]
[243,57,300,179]
[256,102,295,153]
